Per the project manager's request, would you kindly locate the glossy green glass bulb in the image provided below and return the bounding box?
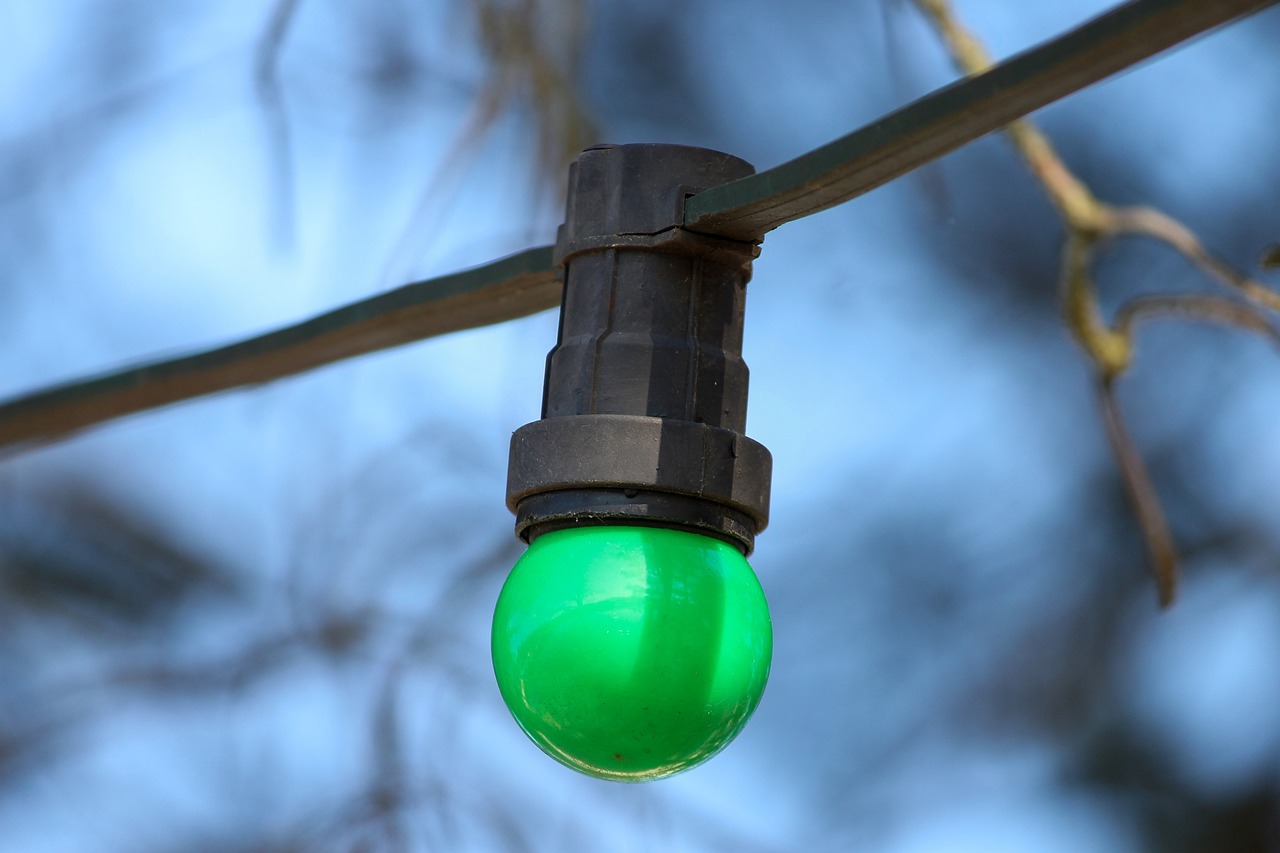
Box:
[491,525,772,782]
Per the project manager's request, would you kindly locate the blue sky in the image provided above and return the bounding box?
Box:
[3,1,1280,850]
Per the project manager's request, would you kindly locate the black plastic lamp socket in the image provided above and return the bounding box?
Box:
[507,143,772,551]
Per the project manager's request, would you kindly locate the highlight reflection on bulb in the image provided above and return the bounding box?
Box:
[491,525,772,782]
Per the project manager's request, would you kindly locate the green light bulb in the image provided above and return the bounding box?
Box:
[491,525,772,782]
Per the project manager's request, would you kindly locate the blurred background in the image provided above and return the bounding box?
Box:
[2,1,1280,850]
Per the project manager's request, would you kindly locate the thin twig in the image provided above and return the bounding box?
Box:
[1115,293,1280,345]
[1108,205,1280,312]
[911,0,1111,233]
[381,0,595,284]
[1097,380,1178,606]
[255,0,304,248]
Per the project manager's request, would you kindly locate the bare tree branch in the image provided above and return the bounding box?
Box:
[913,0,1280,606]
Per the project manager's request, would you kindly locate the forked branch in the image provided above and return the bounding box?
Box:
[913,0,1280,606]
